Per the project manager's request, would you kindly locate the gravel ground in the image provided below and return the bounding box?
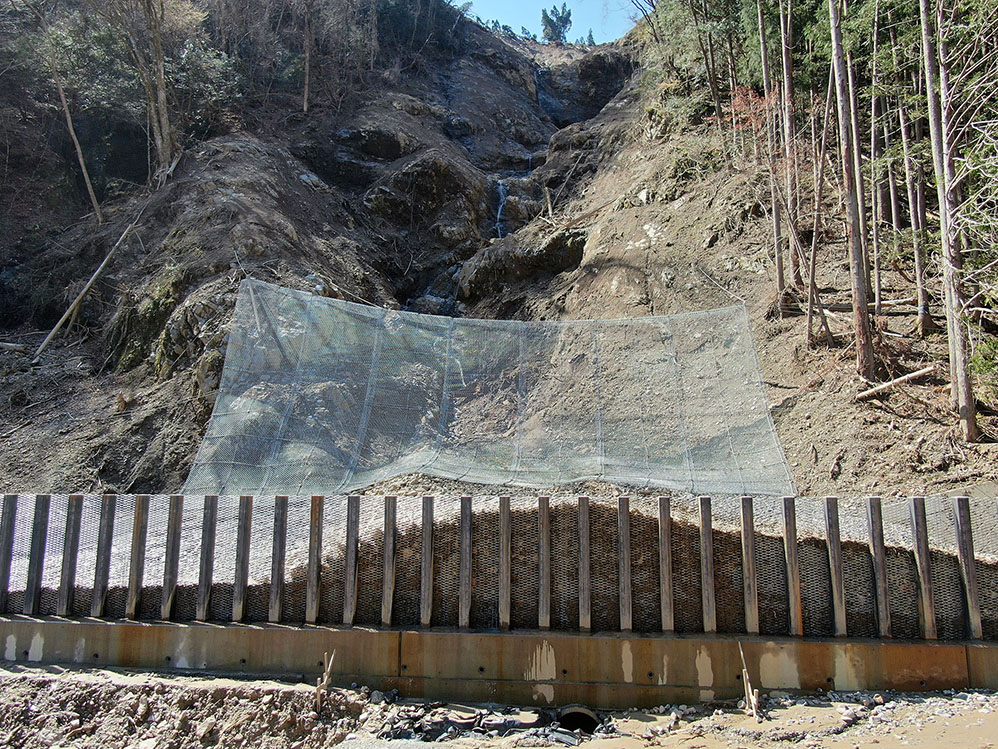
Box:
[1,664,997,748]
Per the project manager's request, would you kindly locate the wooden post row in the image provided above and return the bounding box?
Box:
[305,495,324,625]
[0,495,16,613]
[578,496,591,632]
[57,495,84,617]
[24,494,51,616]
[381,496,396,627]
[618,497,632,632]
[125,495,150,620]
[232,495,252,623]
[824,496,847,637]
[741,496,759,635]
[161,494,183,620]
[197,495,218,622]
[699,496,716,633]
[866,496,891,638]
[343,495,359,626]
[420,496,433,628]
[538,496,551,630]
[269,495,289,623]
[909,496,937,639]
[952,496,983,640]
[459,496,472,629]
[91,495,116,617]
[658,496,674,632]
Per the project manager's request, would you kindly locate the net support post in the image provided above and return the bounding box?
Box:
[782,496,802,636]
[269,495,288,624]
[538,496,551,630]
[197,495,218,622]
[305,495,324,625]
[24,494,51,616]
[740,496,759,635]
[232,495,252,623]
[618,496,632,632]
[0,495,17,613]
[161,494,183,621]
[125,495,150,620]
[420,496,433,628]
[57,494,84,617]
[381,496,396,627]
[952,496,983,640]
[699,496,716,633]
[91,495,116,617]
[499,496,511,630]
[909,496,937,640]
[458,496,472,629]
[343,495,360,626]
[658,496,674,632]
[866,496,891,638]
[824,496,847,637]
[578,496,591,633]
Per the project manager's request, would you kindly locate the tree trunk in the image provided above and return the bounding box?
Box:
[757,0,786,296]
[829,0,874,379]
[870,0,882,316]
[920,0,979,440]
[303,4,312,113]
[846,53,869,294]
[779,0,803,287]
[143,0,175,175]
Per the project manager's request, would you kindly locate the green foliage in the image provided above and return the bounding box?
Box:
[540,3,571,44]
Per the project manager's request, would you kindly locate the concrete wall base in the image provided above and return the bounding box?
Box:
[1,616,992,708]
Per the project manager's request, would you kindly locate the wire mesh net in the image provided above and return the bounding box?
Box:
[182,280,795,496]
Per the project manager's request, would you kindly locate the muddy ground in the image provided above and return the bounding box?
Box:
[1,664,997,749]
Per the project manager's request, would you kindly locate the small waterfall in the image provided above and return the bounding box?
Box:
[495,179,509,238]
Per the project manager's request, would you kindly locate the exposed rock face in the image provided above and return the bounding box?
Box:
[458,228,588,300]
[537,49,634,127]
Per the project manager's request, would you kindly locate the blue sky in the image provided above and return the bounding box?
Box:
[466,1,637,44]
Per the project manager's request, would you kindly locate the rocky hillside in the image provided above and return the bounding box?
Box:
[0,6,992,497]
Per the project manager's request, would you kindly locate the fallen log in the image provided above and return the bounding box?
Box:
[854,363,937,402]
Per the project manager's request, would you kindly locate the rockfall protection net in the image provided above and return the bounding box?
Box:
[182,279,794,496]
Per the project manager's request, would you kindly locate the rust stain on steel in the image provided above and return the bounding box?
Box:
[1,617,993,709]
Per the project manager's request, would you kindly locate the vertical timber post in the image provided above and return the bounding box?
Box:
[953,496,983,639]
[866,496,891,637]
[269,495,288,623]
[91,495,116,617]
[499,496,511,630]
[699,496,716,633]
[420,496,433,628]
[825,496,847,636]
[459,496,472,629]
[0,495,16,613]
[161,494,183,620]
[741,496,759,635]
[197,495,218,622]
[909,496,937,640]
[232,495,252,623]
[782,496,802,636]
[305,495,324,624]
[381,496,396,627]
[658,496,674,632]
[125,494,150,620]
[618,496,632,632]
[344,495,360,626]
[57,494,84,616]
[578,496,591,632]
[538,496,551,630]
[24,494,51,616]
